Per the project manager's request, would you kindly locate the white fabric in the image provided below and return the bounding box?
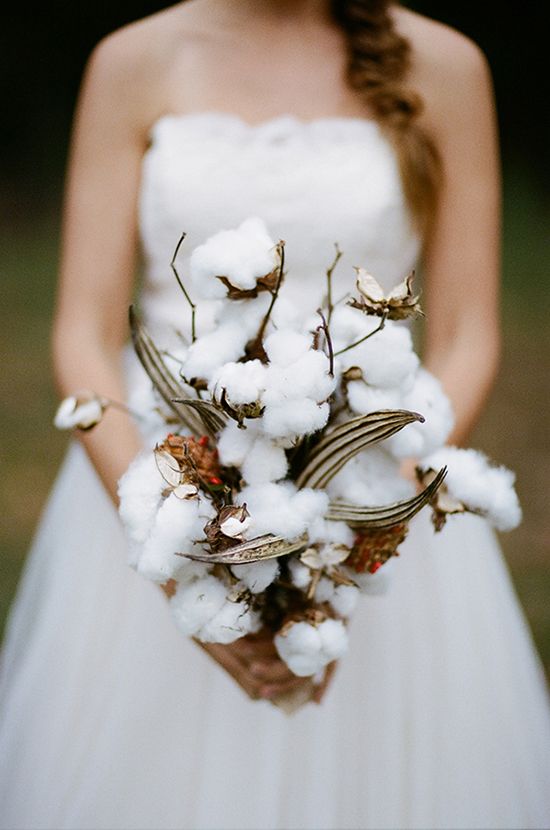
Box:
[1,112,550,830]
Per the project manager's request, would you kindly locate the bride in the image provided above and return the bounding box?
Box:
[1,1,550,828]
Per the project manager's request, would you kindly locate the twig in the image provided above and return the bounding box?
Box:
[333,312,388,357]
[325,243,342,324]
[316,308,335,377]
[170,232,197,342]
[251,241,286,347]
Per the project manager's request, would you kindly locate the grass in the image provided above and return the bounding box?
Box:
[1,166,549,670]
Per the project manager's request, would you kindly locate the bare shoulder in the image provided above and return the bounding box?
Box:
[393,7,494,138]
[81,4,202,139]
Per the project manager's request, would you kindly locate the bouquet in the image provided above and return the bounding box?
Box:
[55,217,521,711]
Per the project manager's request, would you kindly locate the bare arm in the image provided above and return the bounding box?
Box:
[52,35,152,503]
[418,33,501,445]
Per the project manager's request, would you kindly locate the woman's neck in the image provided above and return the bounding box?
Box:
[193,0,333,27]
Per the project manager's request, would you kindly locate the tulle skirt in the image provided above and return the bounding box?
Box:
[1,442,550,830]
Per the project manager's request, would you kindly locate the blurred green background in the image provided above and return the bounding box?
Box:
[1,3,549,667]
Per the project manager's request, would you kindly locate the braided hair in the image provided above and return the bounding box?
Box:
[331,0,441,233]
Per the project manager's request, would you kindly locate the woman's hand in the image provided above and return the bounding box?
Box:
[194,629,335,704]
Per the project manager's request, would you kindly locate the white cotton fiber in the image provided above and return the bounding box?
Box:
[329,304,376,351]
[232,559,280,593]
[189,217,277,299]
[210,359,267,405]
[241,438,288,484]
[327,447,414,507]
[182,323,250,380]
[263,349,335,403]
[118,452,165,547]
[237,482,329,539]
[171,575,227,634]
[385,368,455,459]
[200,599,260,644]
[274,618,349,676]
[137,493,215,584]
[329,584,360,618]
[217,421,258,467]
[308,519,355,548]
[171,576,259,643]
[346,382,402,417]
[317,618,349,660]
[261,399,330,440]
[419,447,522,531]
[264,329,312,367]
[343,321,418,389]
[288,557,312,589]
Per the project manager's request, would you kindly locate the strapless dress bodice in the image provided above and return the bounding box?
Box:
[138,112,421,337]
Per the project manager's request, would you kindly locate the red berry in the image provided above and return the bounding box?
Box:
[368,562,382,574]
[198,436,209,447]
[209,476,223,486]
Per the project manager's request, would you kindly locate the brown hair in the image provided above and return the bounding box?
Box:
[331,0,441,233]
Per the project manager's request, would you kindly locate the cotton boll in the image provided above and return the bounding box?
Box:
[217,421,258,467]
[288,557,312,589]
[237,482,328,539]
[271,296,305,331]
[314,577,336,605]
[263,350,335,404]
[189,217,277,298]
[171,576,227,637]
[262,399,330,440]
[118,452,165,547]
[232,559,280,593]
[241,438,289,484]
[182,323,249,380]
[137,494,204,583]
[220,294,271,337]
[348,321,419,389]
[386,368,455,459]
[264,329,312,367]
[317,618,349,661]
[346,382,403,417]
[275,622,322,676]
[274,618,348,676]
[210,359,267,405]
[420,447,522,531]
[201,599,259,644]
[308,518,355,548]
[329,304,378,352]
[329,584,360,618]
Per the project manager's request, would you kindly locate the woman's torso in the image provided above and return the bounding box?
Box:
[138,111,421,338]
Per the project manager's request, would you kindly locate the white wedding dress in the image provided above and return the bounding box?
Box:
[1,113,550,830]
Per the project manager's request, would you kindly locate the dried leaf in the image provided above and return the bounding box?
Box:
[181,533,308,565]
[326,466,447,528]
[171,396,228,435]
[296,409,423,489]
[129,306,206,435]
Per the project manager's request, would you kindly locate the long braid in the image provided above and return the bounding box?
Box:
[331,0,441,233]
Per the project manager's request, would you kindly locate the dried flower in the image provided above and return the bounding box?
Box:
[157,434,221,486]
[205,504,251,551]
[53,392,106,431]
[351,269,422,320]
[346,524,408,574]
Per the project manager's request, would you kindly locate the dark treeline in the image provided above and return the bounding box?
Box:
[2,2,547,218]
